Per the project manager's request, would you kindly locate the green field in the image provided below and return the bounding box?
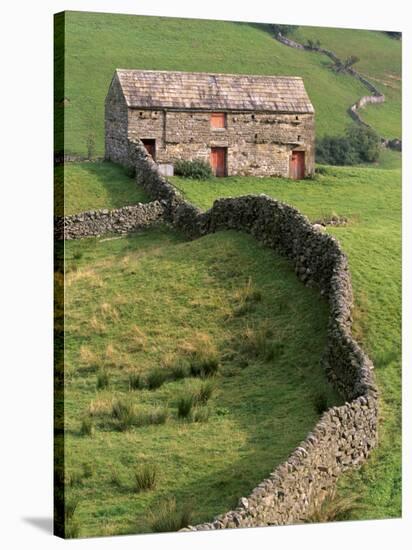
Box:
[64,227,341,536]
[55,161,149,216]
[55,11,398,157]
[291,26,401,138]
[172,161,402,519]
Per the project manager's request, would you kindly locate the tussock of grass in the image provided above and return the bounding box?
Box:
[66,470,84,487]
[192,407,211,423]
[96,369,110,390]
[193,381,215,405]
[88,398,112,417]
[146,368,168,390]
[128,371,144,390]
[238,325,282,362]
[89,315,106,334]
[306,490,364,523]
[104,343,121,367]
[147,407,168,426]
[65,520,80,539]
[149,497,192,533]
[82,462,93,479]
[111,399,135,431]
[313,392,330,415]
[232,277,263,317]
[133,464,158,492]
[127,325,147,351]
[169,361,189,380]
[108,464,122,488]
[79,345,98,367]
[177,394,194,420]
[80,416,93,436]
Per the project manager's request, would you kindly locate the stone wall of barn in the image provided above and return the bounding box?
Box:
[104,77,133,167]
[107,107,315,177]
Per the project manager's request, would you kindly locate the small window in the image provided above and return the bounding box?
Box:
[211,113,226,129]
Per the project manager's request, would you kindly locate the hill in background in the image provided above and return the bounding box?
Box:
[55,12,401,157]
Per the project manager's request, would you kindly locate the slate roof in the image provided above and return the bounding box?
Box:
[114,69,314,114]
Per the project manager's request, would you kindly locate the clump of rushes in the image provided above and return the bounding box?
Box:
[128,371,143,390]
[80,415,93,436]
[313,392,329,415]
[149,497,192,533]
[66,469,83,487]
[108,464,122,488]
[177,394,194,419]
[170,361,189,381]
[148,406,168,425]
[82,462,93,479]
[133,463,157,492]
[192,406,211,423]
[111,399,135,431]
[306,489,364,523]
[189,352,219,378]
[65,520,80,539]
[232,277,262,317]
[96,369,110,390]
[146,368,167,390]
[238,324,282,362]
[194,381,214,405]
[65,494,79,522]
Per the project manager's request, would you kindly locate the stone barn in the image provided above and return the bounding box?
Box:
[105,69,315,179]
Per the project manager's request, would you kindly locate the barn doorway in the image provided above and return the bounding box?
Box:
[142,139,156,161]
[289,150,305,180]
[210,147,227,177]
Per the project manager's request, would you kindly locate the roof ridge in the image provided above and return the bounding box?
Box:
[115,68,303,80]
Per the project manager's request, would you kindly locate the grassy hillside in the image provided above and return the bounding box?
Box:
[55,161,149,216]
[56,11,375,156]
[291,26,401,138]
[63,227,341,537]
[172,164,401,519]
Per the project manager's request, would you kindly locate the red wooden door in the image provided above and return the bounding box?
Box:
[290,151,305,179]
[142,139,156,161]
[210,147,227,177]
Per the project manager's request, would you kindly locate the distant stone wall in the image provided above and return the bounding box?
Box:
[275,32,402,147]
[55,202,165,240]
[130,140,378,529]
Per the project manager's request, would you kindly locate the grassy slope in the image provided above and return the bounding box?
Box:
[64,227,340,537]
[58,11,371,156]
[55,161,149,216]
[292,27,402,138]
[172,163,401,519]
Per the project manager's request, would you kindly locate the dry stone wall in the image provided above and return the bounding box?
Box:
[130,140,378,529]
[55,202,165,240]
